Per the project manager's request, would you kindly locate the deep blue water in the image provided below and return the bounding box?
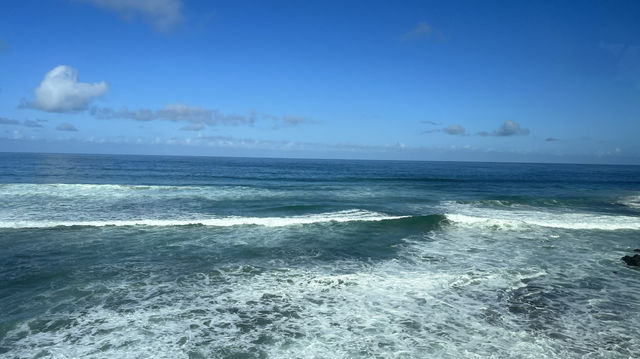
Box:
[1,152,639,358]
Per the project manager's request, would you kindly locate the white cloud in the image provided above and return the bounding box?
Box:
[25,66,107,112]
[84,0,184,31]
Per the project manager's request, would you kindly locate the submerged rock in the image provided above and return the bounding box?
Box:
[622,254,640,266]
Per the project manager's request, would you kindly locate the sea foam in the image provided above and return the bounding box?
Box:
[0,209,407,229]
[445,209,640,230]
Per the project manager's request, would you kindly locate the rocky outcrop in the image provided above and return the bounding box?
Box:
[622,254,640,267]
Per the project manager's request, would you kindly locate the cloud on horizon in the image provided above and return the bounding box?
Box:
[56,122,78,132]
[22,65,108,113]
[81,0,184,31]
[478,120,530,137]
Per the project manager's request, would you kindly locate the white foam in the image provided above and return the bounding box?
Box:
[1,209,407,229]
[619,194,640,210]
[0,183,279,200]
[446,211,640,231]
[0,260,569,358]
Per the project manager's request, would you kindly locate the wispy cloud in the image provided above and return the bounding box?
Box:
[23,120,43,128]
[545,137,558,142]
[81,0,184,31]
[93,104,317,131]
[56,123,78,132]
[21,65,108,112]
[179,123,205,131]
[268,114,319,129]
[422,124,466,135]
[402,21,445,41]
[420,120,442,126]
[91,103,256,129]
[0,117,44,128]
[403,21,433,40]
[478,120,529,137]
[0,118,20,125]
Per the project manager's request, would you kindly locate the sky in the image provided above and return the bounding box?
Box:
[1,0,639,164]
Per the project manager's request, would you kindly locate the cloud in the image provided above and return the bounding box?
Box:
[495,120,530,136]
[403,21,433,40]
[180,123,204,131]
[269,115,319,129]
[82,0,184,31]
[478,120,530,137]
[422,124,466,135]
[56,123,78,132]
[23,65,108,112]
[402,21,447,41]
[0,118,44,128]
[23,120,43,128]
[442,124,466,135]
[91,103,255,128]
[0,117,20,125]
[545,137,558,142]
[156,103,212,122]
[90,106,154,121]
[420,120,442,126]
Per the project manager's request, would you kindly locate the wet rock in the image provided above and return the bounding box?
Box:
[621,254,640,266]
[633,249,640,253]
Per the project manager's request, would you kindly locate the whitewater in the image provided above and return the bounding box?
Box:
[1,153,639,358]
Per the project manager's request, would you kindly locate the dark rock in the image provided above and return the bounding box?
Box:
[621,254,640,266]
[633,249,640,253]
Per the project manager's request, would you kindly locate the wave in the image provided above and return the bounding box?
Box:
[619,195,640,210]
[0,209,409,229]
[445,212,640,231]
[0,183,278,200]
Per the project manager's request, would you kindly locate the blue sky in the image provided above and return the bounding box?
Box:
[1,0,639,163]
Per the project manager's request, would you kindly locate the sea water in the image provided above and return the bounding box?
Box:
[0,153,639,358]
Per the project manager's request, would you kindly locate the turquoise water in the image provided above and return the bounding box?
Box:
[1,153,639,358]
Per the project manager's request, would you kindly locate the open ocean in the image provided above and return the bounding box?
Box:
[1,152,639,358]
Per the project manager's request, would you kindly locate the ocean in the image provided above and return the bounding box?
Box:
[0,152,639,358]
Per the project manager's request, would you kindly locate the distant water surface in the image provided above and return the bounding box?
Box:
[1,152,639,358]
